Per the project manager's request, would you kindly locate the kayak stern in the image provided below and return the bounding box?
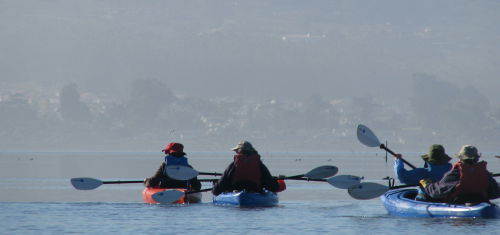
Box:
[381,188,500,218]
[213,191,278,207]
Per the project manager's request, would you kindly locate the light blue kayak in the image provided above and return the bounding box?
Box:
[213,190,279,207]
[381,188,500,218]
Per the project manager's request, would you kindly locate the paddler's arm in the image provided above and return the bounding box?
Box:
[212,162,235,195]
[144,163,166,187]
[423,167,459,199]
[394,154,427,185]
[487,175,500,200]
[260,162,279,192]
[187,164,202,191]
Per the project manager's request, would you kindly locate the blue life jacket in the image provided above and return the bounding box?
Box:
[164,155,189,166]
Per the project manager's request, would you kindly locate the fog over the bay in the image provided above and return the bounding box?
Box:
[1,0,499,153]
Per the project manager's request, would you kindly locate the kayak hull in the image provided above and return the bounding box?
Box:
[142,187,202,204]
[381,188,500,218]
[213,191,278,207]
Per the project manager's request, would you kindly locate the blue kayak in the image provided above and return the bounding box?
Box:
[381,188,500,218]
[213,190,279,207]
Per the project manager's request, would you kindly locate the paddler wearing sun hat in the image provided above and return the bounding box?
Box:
[421,145,500,204]
[393,144,452,201]
[212,140,286,196]
[144,142,201,190]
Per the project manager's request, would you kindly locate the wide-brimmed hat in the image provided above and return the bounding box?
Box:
[421,144,451,165]
[162,142,186,155]
[455,145,480,160]
[231,140,256,152]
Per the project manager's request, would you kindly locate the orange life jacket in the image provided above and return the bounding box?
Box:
[232,153,261,188]
[449,161,489,201]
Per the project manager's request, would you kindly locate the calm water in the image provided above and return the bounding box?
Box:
[1,151,499,234]
[1,201,499,235]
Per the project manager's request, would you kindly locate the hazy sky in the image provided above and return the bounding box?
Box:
[1,0,499,103]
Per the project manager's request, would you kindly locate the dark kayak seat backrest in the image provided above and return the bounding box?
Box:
[403,190,417,200]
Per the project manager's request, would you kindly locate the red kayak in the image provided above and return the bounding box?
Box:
[142,187,202,204]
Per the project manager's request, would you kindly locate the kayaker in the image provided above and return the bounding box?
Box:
[212,140,286,195]
[394,144,452,201]
[420,145,500,204]
[144,142,201,191]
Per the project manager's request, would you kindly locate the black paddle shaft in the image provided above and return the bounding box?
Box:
[379,144,417,169]
[199,172,223,176]
[186,188,213,195]
[102,180,144,184]
[390,184,419,189]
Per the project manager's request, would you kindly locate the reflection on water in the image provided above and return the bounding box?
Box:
[421,217,489,227]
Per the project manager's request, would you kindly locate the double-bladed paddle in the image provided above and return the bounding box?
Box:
[166,165,339,181]
[70,165,340,191]
[70,165,219,190]
[69,165,217,190]
[357,124,416,169]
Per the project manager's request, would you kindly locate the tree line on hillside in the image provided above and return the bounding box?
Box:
[0,74,498,151]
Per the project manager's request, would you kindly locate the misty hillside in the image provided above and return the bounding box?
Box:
[1,0,499,153]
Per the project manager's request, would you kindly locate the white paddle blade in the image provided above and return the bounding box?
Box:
[152,190,185,204]
[70,177,103,190]
[348,182,389,200]
[327,175,362,189]
[304,165,339,179]
[357,124,381,147]
[165,165,199,180]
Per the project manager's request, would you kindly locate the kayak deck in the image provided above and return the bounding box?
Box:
[142,187,202,204]
[381,188,500,218]
[213,190,278,207]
